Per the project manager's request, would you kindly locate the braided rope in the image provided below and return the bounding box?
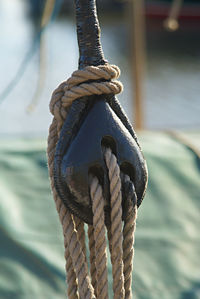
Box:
[47,64,137,298]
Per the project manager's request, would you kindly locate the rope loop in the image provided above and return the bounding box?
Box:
[49,64,123,126]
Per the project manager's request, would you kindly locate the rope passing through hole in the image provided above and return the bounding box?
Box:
[47,64,138,298]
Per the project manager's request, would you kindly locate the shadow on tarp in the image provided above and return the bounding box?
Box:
[0,132,200,299]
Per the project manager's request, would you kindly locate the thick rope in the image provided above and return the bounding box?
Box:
[122,175,137,299]
[90,176,109,299]
[88,225,98,297]
[74,216,87,261]
[47,120,79,298]
[63,211,95,299]
[47,64,137,298]
[49,65,123,126]
[65,248,79,299]
[104,148,125,299]
[48,120,94,299]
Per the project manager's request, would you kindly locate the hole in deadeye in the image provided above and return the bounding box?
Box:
[101,135,117,156]
[120,161,135,183]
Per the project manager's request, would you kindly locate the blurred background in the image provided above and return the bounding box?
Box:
[0,1,200,298]
[1,0,200,136]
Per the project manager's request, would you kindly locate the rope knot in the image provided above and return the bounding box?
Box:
[49,64,123,125]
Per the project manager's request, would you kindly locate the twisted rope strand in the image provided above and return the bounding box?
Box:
[104,148,125,299]
[88,225,98,297]
[90,176,109,299]
[47,124,79,298]
[48,126,95,298]
[63,210,95,299]
[122,175,138,299]
[61,81,122,108]
[47,118,94,299]
[49,64,123,123]
[74,216,87,260]
[65,249,79,299]
[66,64,121,88]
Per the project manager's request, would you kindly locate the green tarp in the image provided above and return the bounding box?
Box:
[0,132,200,299]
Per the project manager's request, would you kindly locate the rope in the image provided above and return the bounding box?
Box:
[122,175,138,299]
[65,247,79,299]
[63,211,95,299]
[88,225,98,297]
[74,216,87,260]
[90,176,109,299]
[47,64,137,298]
[104,148,125,299]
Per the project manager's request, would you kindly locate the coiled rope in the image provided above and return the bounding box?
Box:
[47,64,137,298]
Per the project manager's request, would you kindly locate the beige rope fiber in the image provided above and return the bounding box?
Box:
[122,175,137,299]
[90,176,109,298]
[104,147,125,299]
[47,64,137,298]
[88,225,98,296]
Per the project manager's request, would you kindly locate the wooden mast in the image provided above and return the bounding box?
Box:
[131,0,146,130]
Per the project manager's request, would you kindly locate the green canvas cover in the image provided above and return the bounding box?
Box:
[0,132,199,299]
